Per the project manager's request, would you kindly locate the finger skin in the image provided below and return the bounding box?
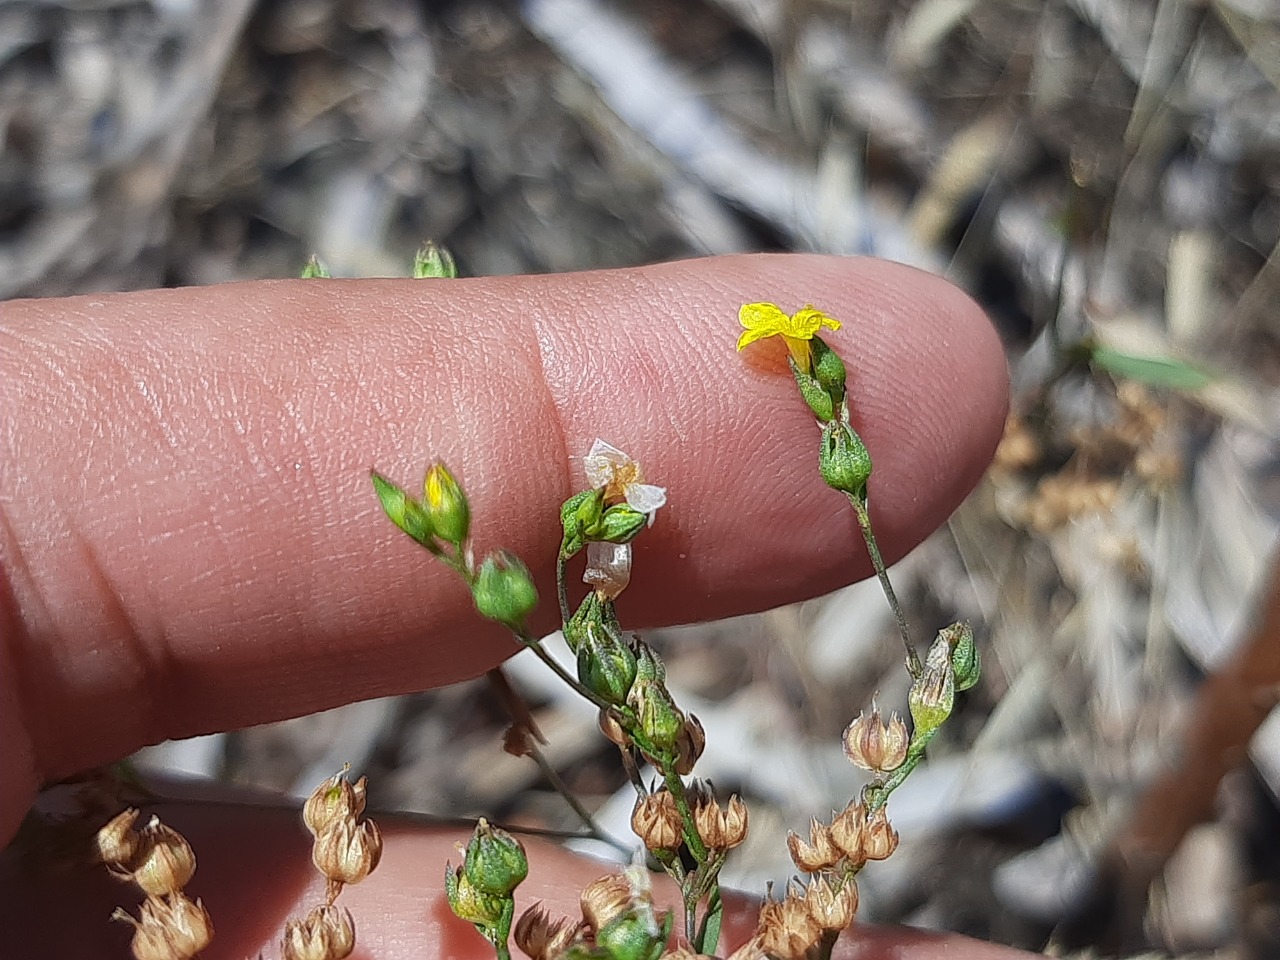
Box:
[0,803,1038,960]
[0,254,1008,845]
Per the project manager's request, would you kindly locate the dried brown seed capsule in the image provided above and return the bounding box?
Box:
[673,713,706,776]
[863,806,899,861]
[694,793,749,852]
[96,808,142,868]
[786,818,839,873]
[131,817,198,896]
[631,791,684,852]
[758,890,822,960]
[113,893,214,960]
[303,766,368,837]
[804,875,858,932]
[597,709,630,748]
[312,818,383,886]
[282,905,356,960]
[514,904,584,960]
[829,801,867,864]
[580,874,634,934]
[842,709,910,773]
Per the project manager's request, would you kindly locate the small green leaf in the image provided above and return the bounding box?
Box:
[300,255,331,279]
[1089,345,1213,391]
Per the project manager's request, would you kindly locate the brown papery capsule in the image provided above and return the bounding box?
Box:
[282,905,356,960]
[804,875,858,932]
[96,808,142,869]
[842,709,909,773]
[597,709,630,749]
[303,766,367,837]
[863,806,899,861]
[673,713,705,775]
[132,817,197,897]
[631,791,684,852]
[312,818,383,886]
[758,888,822,960]
[786,818,839,873]
[580,874,633,934]
[829,801,867,864]
[114,893,214,960]
[514,905,583,960]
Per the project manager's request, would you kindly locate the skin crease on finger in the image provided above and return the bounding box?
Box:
[0,253,1009,853]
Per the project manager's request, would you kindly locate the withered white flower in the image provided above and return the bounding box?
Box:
[583,439,667,521]
[583,541,632,599]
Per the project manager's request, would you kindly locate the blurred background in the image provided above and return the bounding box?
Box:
[4,0,1280,956]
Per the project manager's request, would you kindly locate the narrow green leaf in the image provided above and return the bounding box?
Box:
[1090,345,1213,391]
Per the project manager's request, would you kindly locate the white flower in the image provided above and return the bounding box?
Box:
[583,541,632,599]
[583,439,667,521]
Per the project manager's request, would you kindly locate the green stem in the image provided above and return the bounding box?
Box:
[662,767,707,863]
[524,731,631,857]
[555,552,571,625]
[863,736,931,813]
[512,631,618,713]
[846,494,921,678]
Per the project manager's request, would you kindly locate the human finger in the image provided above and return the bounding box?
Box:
[0,253,1007,844]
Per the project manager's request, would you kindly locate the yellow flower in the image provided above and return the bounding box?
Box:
[736,302,841,372]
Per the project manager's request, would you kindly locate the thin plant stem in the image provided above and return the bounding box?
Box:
[663,768,707,863]
[846,493,921,677]
[525,739,630,857]
[556,553,571,624]
[513,631,618,714]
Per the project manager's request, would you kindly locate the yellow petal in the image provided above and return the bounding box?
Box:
[736,327,778,351]
[787,305,842,339]
[739,301,789,333]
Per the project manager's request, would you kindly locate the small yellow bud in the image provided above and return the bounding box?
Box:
[312,818,383,886]
[631,791,684,852]
[804,875,858,932]
[131,817,197,897]
[863,806,899,861]
[829,801,867,864]
[423,462,470,545]
[842,708,910,773]
[96,808,142,868]
[113,893,214,960]
[514,905,584,960]
[303,767,368,837]
[786,818,839,873]
[282,905,356,960]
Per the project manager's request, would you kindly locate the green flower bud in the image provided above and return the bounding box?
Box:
[423,462,470,545]
[632,644,666,686]
[595,910,671,960]
[560,488,606,558]
[412,240,458,279]
[594,504,647,544]
[301,255,331,278]
[445,862,506,928]
[577,623,638,705]
[629,679,684,757]
[462,818,528,897]
[908,635,955,737]
[810,336,847,409]
[791,363,836,422]
[472,553,538,629]
[563,590,604,654]
[370,472,436,548]
[819,422,873,500]
[941,621,980,691]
